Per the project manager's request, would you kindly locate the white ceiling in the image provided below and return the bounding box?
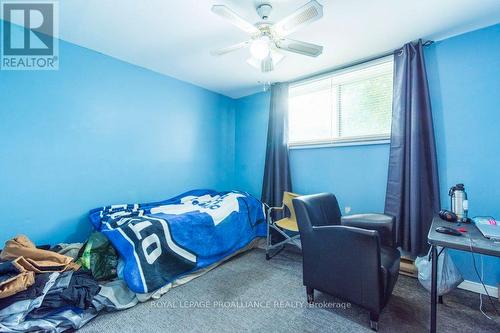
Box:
[55,0,500,98]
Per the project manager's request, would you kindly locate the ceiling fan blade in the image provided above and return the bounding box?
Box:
[211,41,251,56]
[276,38,323,57]
[211,5,259,34]
[272,0,323,36]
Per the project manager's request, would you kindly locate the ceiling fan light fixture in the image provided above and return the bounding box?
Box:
[260,55,274,72]
[250,35,271,60]
[212,1,324,72]
[247,49,284,73]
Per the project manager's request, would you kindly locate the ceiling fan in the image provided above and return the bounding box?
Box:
[211,0,324,73]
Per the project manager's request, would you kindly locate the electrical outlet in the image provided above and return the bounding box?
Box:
[345,206,351,214]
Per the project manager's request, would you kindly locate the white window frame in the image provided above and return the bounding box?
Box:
[288,56,393,149]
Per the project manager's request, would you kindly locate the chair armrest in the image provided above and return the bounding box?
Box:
[341,213,396,248]
[268,205,285,212]
[266,205,285,223]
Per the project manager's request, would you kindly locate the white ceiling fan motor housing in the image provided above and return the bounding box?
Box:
[256,3,272,20]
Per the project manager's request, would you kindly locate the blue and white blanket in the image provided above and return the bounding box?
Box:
[89,190,266,293]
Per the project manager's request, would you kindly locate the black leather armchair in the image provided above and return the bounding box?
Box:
[293,193,400,331]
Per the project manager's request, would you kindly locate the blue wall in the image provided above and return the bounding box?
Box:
[1,22,498,286]
[290,145,390,214]
[426,24,500,286]
[0,36,235,245]
[233,25,500,286]
[234,92,270,198]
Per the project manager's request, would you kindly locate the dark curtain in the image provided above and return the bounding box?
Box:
[261,83,292,214]
[384,40,440,256]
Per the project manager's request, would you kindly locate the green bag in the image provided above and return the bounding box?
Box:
[77,232,118,281]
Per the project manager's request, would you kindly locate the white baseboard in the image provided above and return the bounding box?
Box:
[458,280,498,299]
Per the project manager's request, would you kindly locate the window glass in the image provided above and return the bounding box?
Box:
[289,58,393,146]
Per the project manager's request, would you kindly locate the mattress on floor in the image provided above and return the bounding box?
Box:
[89,190,266,294]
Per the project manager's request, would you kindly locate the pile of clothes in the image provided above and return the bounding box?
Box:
[0,234,138,332]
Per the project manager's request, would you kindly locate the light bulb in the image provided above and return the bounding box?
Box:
[250,36,271,60]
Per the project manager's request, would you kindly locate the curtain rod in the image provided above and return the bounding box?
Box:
[289,40,434,85]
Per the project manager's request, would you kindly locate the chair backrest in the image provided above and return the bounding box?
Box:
[283,191,300,222]
[292,193,342,232]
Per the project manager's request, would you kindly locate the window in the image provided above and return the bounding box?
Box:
[289,58,393,146]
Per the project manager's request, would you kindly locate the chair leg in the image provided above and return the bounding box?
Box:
[266,213,271,260]
[266,244,285,260]
[369,312,379,331]
[306,286,314,304]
